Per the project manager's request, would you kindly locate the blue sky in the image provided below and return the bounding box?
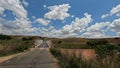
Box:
[0,0,120,38]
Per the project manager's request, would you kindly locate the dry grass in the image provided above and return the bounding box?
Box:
[0,38,34,56]
[50,37,120,68]
[60,49,96,60]
[50,48,120,68]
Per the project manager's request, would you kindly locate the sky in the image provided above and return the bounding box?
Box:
[0,0,120,38]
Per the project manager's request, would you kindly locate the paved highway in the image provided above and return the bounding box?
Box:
[0,41,59,68]
[38,41,49,48]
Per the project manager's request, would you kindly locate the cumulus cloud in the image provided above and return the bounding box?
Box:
[101,4,120,19]
[44,4,71,21]
[108,18,120,32]
[0,0,28,19]
[0,18,36,35]
[22,0,29,7]
[61,13,93,34]
[101,14,109,19]
[82,22,110,38]
[87,22,110,32]
[35,4,71,26]
[81,32,105,38]
[110,4,120,14]
[39,13,93,38]
[0,0,35,35]
[35,18,51,26]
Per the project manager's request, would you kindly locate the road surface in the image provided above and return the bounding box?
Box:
[0,41,59,68]
[38,41,49,48]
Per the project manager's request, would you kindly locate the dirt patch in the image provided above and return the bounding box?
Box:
[60,49,96,60]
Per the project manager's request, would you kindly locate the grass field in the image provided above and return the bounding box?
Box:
[51,38,90,49]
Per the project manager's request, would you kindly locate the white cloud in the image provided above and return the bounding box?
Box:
[0,0,28,19]
[117,32,120,36]
[35,18,51,26]
[22,0,29,7]
[108,18,120,32]
[101,4,120,19]
[110,4,120,14]
[62,13,93,34]
[116,13,120,16]
[0,0,35,35]
[101,14,109,19]
[87,22,110,32]
[0,7,4,14]
[43,5,47,8]
[39,13,93,38]
[71,15,75,18]
[81,32,105,38]
[44,4,71,21]
[0,18,36,35]
[32,16,36,19]
[82,22,110,38]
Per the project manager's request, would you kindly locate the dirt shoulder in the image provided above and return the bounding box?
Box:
[0,52,23,63]
[0,48,32,63]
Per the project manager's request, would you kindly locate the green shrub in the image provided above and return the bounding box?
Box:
[69,56,81,68]
[22,37,33,41]
[0,34,11,40]
[15,45,28,52]
[95,44,120,58]
[58,41,62,44]
[118,43,120,46]
[87,39,108,48]
[50,48,61,57]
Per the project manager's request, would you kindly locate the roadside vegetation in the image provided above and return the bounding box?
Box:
[0,34,11,40]
[0,34,34,56]
[51,38,90,49]
[50,38,120,68]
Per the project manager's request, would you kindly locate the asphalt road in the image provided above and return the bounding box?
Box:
[0,41,58,68]
[38,41,49,48]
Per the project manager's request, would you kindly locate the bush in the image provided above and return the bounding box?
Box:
[50,48,61,57]
[87,39,108,48]
[15,45,29,52]
[118,43,120,46]
[22,37,33,41]
[58,41,62,44]
[95,44,120,58]
[0,34,11,40]
[69,56,81,68]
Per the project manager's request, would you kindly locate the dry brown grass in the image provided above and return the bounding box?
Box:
[0,39,34,56]
[60,49,96,60]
